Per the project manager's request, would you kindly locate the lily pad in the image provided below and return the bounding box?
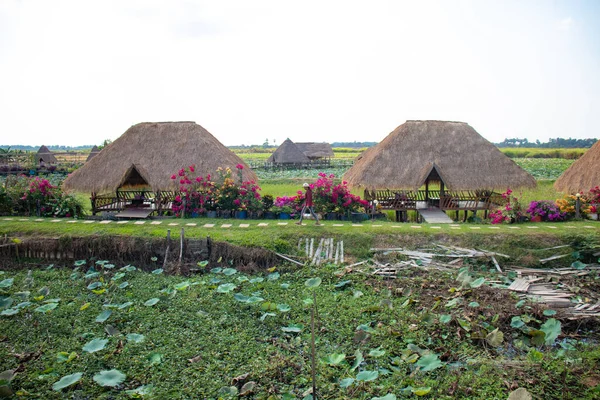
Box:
[373,395,397,400]
[144,298,160,307]
[151,268,164,275]
[356,370,378,382]
[469,277,486,288]
[323,353,346,366]
[216,283,236,293]
[93,369,126,387]
[83,338,108,353]
[95,309,112,323]
[174,281,191,291]
[439,314,452,324]
[87,282,103,290]
[126,333,145,343]
[305,277,322,288]
[339,377,354,388]
[277,304,291,312]
[118,281,129,289]
[267,272,280,280]
[0,278,14,288]
[1,308,18,316]
[416,353,443,372]
[540,318,561,345]
[412,387,432,396]
[281,324,304,333]
[52,372,83,391]
[34,302,58,313]
[486,328,504,347]
[222,268,237,276]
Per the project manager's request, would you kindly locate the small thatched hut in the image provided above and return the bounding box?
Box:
[86,145,100,162]
[344,120,536,191]
[295,142,334,160]
[267,139,310,164]
[267,139,333,164]
[554,139,600,193]
[36,145,57,165]
[63,121,257,194]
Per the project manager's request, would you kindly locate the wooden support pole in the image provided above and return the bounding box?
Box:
[179,228,184,263]
[163,229,171,268]
[310,238,314,258]
[340,241,344,264]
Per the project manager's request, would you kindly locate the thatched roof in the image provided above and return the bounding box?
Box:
[343,120,537,190]
[267,139,310,164]
[295,142,334,159]
[554,139,600,193]
[63,122,257,193]
[36,145,57,164]
[86,145,100,162]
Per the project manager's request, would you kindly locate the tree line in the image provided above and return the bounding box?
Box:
[495,138,597,148]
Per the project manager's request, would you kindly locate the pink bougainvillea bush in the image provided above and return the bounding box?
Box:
[489,188,525,224]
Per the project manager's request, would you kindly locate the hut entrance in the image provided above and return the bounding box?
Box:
[423,165,445,208]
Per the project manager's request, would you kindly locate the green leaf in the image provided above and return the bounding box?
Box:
[87,282,103,290]
[125,384,154,396]
[540,318,561,345]
[468,301,480,308]
[118,281,129,289]
[334,280,352,289]
[216,283,236,293]
[174,281,191,291]
[83,338,108,353]
[121,265,136,272]
[529,329,546,346]
[470,277,486,288]
[275,303,291,312]
[485,328,504,347]
[111,272,126,281]
[0,279,14,288]
[543,309,557,317]
[147,352,162,365]
[93,369,126,387]
[280,283,290,289]
[511,316,525,328]
[197,261,209,268]
[351,349,363,371]
[1,308,18,316]
[305,277,322,288]
[211,267,222,274]
[84,271,99,279]
[515,299,526,308]
[117,302,133,309]
[445,297,462,308]
[571,260,587,270]
[249,277,264,283]
[356,370,378,382]
[324,353,346,366]
[34,302,58,313]
[259,312,276,321]
[353,290,364,298]
[126,333,145,343]
[281,324,304,333]
[372,395,397,400]
[411,387,432,396]
[144,298,160,306]
[440,314,452,324]
[74,260,86,266]
[222,268,237,276]
[95,309,112,323]
[369,348,386,358]
[151,268,164,275]
[234,293,249,302]
[416,353,443,372]
[52,372,83,391]
[457,319,471,331]
[0,297,13,309]
[267,272,280,280]
[246,296,264,304]
[339,377,354,388]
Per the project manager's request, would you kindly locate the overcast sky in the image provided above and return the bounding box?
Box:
[1,0,599,147]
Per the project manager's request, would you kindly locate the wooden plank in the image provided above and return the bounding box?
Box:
[115,208,153,219]
[508,278,530,292]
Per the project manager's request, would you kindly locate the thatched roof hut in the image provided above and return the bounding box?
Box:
[86,145,100,162]
[267,139,310,164]
[36,145,57,164]
[554,139,600,193]
[63,121,257,193]
[344,120,536,191]
[295,142,334,159]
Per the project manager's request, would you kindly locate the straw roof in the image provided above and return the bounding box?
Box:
[554,139,600,193]
[267,139,310,164]
[86,145,100,162]
[63,122,257,193]
[344,120,537,190]
[36,145,57,163]
[295,142,334,159]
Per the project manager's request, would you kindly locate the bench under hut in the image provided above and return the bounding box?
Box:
[62,121,257,217]
[343,120,537,222]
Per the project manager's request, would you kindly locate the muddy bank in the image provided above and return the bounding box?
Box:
[0,234,278,274]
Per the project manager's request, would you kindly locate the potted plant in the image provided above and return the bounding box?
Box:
[526,200,565,222]
[262,194,275,219]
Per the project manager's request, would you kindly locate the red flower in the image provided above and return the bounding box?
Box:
[171,174,176,180]
[189,165,195,172]
[236,164,244,170]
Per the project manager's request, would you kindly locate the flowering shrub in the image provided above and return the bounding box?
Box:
[311,172,368,213]
[556,192,592,219]
[589,186,600,205]
[489,188,525,224]
[526,200,565,222]
[171,165,261,216]
[271,195,302,215]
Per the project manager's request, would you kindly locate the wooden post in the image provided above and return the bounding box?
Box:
[179,228,184,263]
[163,229,171,269]
[340,241,344,264]
[91,192,97,216]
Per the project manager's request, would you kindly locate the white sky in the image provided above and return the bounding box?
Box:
[1,0,599,146]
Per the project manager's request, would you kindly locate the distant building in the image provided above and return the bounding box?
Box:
[267,139,333,165]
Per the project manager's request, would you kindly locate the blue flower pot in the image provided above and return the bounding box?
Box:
[235,210,248,219]
[279,212,290,220]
